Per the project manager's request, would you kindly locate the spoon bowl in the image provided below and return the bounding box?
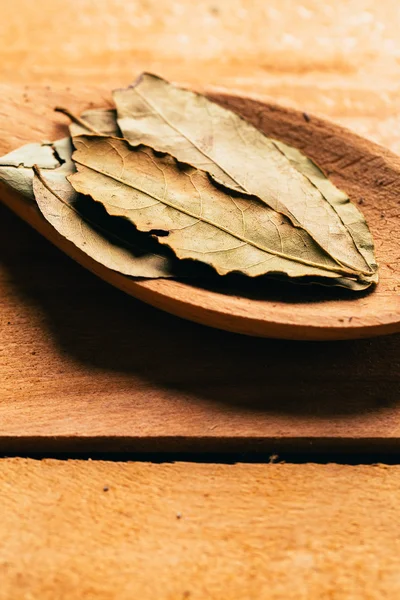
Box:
[0,90,399,340]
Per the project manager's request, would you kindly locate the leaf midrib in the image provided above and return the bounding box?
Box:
[133,87,245,194]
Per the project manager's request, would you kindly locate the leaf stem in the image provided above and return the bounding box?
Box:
[54,107,102,135]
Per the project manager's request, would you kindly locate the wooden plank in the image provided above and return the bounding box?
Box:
[0,459,399,599]
[0,88,399,454]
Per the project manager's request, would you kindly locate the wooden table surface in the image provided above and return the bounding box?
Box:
[1,1,400,598]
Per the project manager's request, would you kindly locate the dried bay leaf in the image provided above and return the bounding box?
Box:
[32,138,173,279]
[0,83,378,293]
[113,73,377,281]
[69,135,369,285]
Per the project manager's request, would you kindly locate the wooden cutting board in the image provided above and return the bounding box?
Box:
[0,87,399,456]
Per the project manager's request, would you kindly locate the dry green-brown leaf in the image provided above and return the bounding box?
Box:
[32,137,172,279]
[272,139,378,279]
[113,73,377,281]
[69,135,371,287]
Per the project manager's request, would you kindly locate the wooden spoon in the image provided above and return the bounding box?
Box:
[0,89,399,340]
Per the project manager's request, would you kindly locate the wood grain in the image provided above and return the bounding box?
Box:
[1,89,399,340]
[1,459,400,600]
[1,2,400,599]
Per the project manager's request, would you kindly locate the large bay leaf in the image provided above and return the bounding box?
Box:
[113,73,376,279]
[69,135,371,286]
[32,138,172,279]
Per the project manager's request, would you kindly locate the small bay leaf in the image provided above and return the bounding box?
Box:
[69,135,369,286]
[113,73,376,280]
[0,141,61,197]
[33,138,173,279]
